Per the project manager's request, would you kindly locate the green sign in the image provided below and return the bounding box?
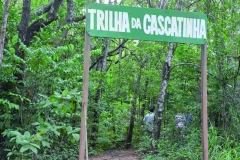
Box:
[86,3,207,44]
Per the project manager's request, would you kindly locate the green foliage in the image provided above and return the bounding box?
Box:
[0,0,240,159]
[3,130,41,157]
[0,99,19,110]
[1,87,81,159]
[208,126,240,159]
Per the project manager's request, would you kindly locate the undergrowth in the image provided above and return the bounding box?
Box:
[137,125,240,160]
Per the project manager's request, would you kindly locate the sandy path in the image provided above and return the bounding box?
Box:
[89,149,141,160]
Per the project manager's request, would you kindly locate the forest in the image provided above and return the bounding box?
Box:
[0,0,239,159]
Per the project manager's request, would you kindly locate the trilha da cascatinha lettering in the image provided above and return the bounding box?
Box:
[88,9,206,39]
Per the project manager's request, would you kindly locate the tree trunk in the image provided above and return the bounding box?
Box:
[140,80,149,118]
[90,38,110,148]
[15,0,63,80]
[126,92,137,149]
[117,40,123,97]
[64,0,74,24]
[0,0,10,66]
[153,0,184,140]
[126,72,141,149]
[17,0,31,49]
[153,43,175,140]
[56,0,74,46]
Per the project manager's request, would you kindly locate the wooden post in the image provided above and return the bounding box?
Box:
[79,30,90,160]
[201,43,208,160]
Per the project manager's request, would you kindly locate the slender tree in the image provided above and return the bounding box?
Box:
[0,0,10,66]
[153,0,184,140]
[90,38,110,148]
[126,64,142,149]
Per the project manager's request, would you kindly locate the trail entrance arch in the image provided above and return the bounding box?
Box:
[79,3,208,160]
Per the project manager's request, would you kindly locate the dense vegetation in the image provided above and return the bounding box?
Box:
[0,0,239,159]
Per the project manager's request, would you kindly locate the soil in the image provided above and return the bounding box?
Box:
[89,149,142,160]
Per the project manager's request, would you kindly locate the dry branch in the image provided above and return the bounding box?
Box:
[90,40,128,70]
[31,2,53,16]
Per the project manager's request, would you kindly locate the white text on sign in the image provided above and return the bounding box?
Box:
[88,9,206,39]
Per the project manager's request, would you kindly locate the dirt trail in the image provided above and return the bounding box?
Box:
[89,149,142,160]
